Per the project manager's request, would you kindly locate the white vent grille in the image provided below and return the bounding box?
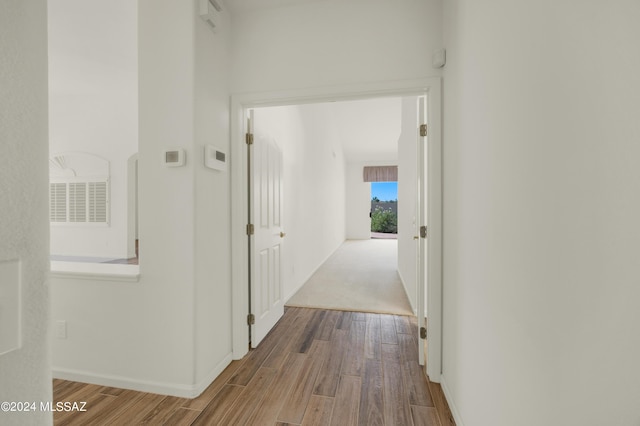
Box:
[49,179,109,225]
[50,183,67,222]
[69,182,87,223]
[88,182,107,223]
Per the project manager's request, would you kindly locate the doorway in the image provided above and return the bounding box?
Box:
[370,181,398,239]
[248,98,407,324]
[230,78,442,382]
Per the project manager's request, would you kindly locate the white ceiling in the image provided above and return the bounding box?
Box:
[326,97,401,163]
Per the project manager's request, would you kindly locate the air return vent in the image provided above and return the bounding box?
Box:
[49,180,109,225]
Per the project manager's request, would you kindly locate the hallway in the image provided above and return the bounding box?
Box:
[53,308,444,425]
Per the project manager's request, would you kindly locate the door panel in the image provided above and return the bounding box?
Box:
[250,121,285,348]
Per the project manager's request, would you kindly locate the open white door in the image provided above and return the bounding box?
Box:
[417,96,428,367]
[248,112,285,348]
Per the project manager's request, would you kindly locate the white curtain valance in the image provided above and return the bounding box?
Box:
[363,166,398,182]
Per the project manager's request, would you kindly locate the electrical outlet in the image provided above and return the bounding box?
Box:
[56,320,67,339]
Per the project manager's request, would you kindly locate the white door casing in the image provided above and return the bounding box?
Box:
[425,82,442,382]
[417,96,427,366]
[231,79,442,383]
[249,114,285,347]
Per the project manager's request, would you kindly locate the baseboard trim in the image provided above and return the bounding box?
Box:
[440,375,465,426]
[397,268,417,315]
[52,352,233,399]
[284,239,345,303]
[193,352,233,397]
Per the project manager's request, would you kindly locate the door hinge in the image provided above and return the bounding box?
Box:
[420,225,427,238]
[247,313,255,325]
[420,124,428,137]
[420,326,427,340]
[246,132,254,145]
[246,223,254,235]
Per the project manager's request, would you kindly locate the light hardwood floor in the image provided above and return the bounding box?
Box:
[53,307,452,425]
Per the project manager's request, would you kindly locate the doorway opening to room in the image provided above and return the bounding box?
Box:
[246,97,409,347]
[230,80,442,381]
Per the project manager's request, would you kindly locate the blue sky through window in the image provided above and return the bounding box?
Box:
[371,182,398,201]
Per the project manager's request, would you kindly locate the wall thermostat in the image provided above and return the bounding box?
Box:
[163,148,186,167]
[205,145,227,171]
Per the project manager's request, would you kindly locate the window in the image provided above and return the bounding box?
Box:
[49,179,109,225]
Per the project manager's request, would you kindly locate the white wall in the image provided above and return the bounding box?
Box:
[194,4,233,384]
[0,0,52,424]
[397,97,419,312]
[231,0,443,92]
[48,0,138,259]
[345,162,374,240]
[442,1,640,425]
[51,0,233,397]
[254,104,347,300]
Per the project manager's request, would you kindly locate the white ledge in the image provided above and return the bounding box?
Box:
[50,261,140,282]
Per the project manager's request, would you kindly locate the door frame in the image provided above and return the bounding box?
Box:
[230,78,443,382]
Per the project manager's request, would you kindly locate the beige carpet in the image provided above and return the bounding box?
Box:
[286,239,414,316]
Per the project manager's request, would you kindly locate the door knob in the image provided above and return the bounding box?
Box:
[413,236,419,240]
[280,232,286,238]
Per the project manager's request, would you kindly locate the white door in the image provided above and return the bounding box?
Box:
[417,96,428,367]
[249,112,285,347]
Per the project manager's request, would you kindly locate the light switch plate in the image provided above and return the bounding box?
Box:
[0,259,21,356]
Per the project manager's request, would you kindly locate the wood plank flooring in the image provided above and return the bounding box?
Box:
[53,307,447,426]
